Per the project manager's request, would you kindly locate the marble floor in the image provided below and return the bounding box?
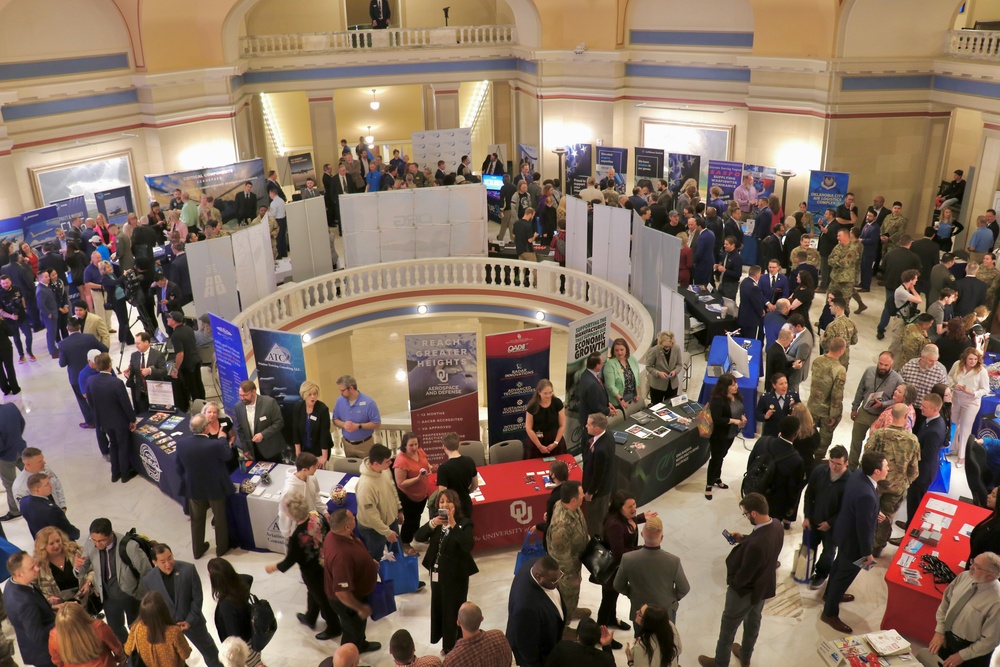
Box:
[0,262,985,667]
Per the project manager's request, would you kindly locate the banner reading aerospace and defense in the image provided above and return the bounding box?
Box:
[485,328,551,446]
[595,147,628,195]
[564,310,612,455]
[20,206,60,248]
[50,195,89,225]
[405,332,479,466]
[94,186,134,226]
[565,144,593,196]
[667,153,701,201]
[743,164,777,200]
[249,327,307,410]
[144,159,266,225]
[807,170,850,227]
[210,314,249,413]
[287,152,315,191]
[634,148,665,182]
[707,160,744,204]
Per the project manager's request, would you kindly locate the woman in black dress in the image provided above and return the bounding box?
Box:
[264,493,341,640]
[202,401,238,472]
[413,489,478,654]
[706,374,745,500]
[208,558,261,667]
[788,271,815,336]
[523,379,566,458]
[291,380,333,467]
[598,490,655,634]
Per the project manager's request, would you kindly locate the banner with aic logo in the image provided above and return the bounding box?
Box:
[485,328,551,447]
[404,332,479,466]
[249,327,307,409]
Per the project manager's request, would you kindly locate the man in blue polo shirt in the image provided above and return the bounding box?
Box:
[333,374,382,458]
[967,215,994,265]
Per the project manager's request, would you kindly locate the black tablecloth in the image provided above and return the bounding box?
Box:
[682,287,738,345]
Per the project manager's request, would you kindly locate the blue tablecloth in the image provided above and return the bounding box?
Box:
[740,236,758,265]
[696,335,762,437]
[975,353,1000,436]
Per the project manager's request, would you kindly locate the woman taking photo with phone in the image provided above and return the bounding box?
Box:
[413,489,478,654]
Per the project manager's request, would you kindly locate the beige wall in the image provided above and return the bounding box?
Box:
[0,0,131,63]
[535,0,616,50]
[838,0,961,58]
[400,0,500,28]
[958,0,999,28]
[748,0,837,57]
[155,119,240,174]
[141,0,233,71]
[246,0,346,34]
[626,0,754,33]
[539,98,615,176]
[333,85,425,148]
[944,108,984,181]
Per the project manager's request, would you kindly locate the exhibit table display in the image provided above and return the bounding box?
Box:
[682,286,738,347]
[696,335,762,437]
[881,492,989,643]
[129,410,193,505]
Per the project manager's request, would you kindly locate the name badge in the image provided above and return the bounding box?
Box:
[259,416,267,421]
[430,571,438,583]
[359,402,367,406]
[309,415,317,421]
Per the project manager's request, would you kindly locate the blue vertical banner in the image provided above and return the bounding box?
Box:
[595,147,628,194]
[249,327,307,407]
[565,144,593,196]
[0,216,23,244]
[50,195,90,227]
[707,160,744,204]
[634,148,665,183]
[485,328,551,446]
[807,171,850,228]
[20,205,60,249]
[209,314,249,413]
[743,164,777,200]
[94,185,134,226]
[667,153,702,201]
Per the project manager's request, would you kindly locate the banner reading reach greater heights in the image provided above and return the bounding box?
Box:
[405,332,479,466]
[564,310,612,454]
[485,328,551,447]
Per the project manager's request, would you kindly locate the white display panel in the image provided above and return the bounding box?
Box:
[565,196,589,273]
[606,207,632,290]
[591,205,612,281]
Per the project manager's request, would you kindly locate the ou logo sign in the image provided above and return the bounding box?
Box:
[510,500,533,525]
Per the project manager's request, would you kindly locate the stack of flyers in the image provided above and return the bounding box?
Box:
[624,424,653,439]
[649,425,670,437]
[160,415,184,431]
[652,406,678,420]
[247,462,277,475]
[631,411,654,425]
[146,413,169,425]
[136,425,160,439]
[900,567,923,586]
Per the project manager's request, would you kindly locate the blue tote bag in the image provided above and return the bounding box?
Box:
[369,576,396,621]
[514,530,547,574]
[378,541,421,595]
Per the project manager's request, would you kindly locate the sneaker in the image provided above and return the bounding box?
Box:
[28,355,36,361]
[17,357,25,364]
[808,574,827,590]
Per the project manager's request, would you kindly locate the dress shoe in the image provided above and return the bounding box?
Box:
[888,536,903,546]
[359,642,381,654]
[876,332,885,340]
[697,655,718,667]
[821,614,853,634]
[895,520,908,530]
[193,542,211,559]
[0,513,18,522]
[841,594,855,603]
[615,619,631,631]
[872,548,883,558]
[315,628,340,640]
[80,423,95,429]
[732,643,750,667]
[121,471,136,483]
[610,639,623,650]
[296,613,315,629]
[572,607,592,620]
[809,574,827,590]
[111,474,121,483]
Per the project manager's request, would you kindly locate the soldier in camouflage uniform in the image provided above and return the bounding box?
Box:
[547,481,590,619]
[865,403,920,555]
[879,202,908,261]
[808,337,848,459]
[795,233,822,268]
[828,228,859,305]
[891,314,934,371]
[978,252,1000,306]
[821,297,859,370]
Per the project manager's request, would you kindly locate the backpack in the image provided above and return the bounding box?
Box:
[741,441,797,498]
[249,594,277,651]
[119,528,156,580]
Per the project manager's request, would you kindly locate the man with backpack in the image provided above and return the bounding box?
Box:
[744,417,805,530]
[73,518,153,643]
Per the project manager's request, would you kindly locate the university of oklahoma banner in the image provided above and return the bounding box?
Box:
[405,332,479,466]
[634,148,665,182]
[210,314,249,413]
[807,170,850,227]
[485,328,551,446]
[596,147,628,195]
[564,310,612,454]
[707,160,744,204]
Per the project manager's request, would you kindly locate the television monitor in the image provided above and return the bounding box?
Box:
[482,174,504,192]
[726,334,751,379]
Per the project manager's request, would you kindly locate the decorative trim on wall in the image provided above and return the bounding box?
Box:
[2,90,139,121]
[516,58,537,75]
[242,58,520,84]
[11,111,238,150]
[629,30,753,48]
[933,74,1000,99]
[841,75,933,91]
[0,53,130,81]
[625,63,751,82]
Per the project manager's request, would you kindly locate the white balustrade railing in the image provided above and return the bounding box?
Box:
[231,258,654,366]
[240,25,516,57]
[947,29,1000,60]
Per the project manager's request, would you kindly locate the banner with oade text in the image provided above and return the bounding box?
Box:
[405,332,479,466]
[485,328,551,447]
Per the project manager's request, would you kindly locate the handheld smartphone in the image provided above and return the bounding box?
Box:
[723,529,736,545]
[437,509,449,519]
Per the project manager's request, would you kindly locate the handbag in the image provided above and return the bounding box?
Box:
[248,593,277,651]
[378,540,420,595]
[369,575,396,621]
[694,406,713,438]
[581,536,617,585]
[792,528,814,583]
[514,530,547,574]
[928,450,952,494]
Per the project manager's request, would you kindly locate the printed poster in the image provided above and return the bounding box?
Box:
[707,160,744,205]
[94,186,134,226]
[0,216,23,245]
[807,171,850,228]
[595,147,628,195]
[210,314,249,413]
[517,144,538,175]
[405,332,479,466]
[20,205,60,249]
[564,310,612,455]
[249,327,307,453]
[485,328,551,446]
[565,143,593,196]
[50,195,90,228]
[287,152,316,191]
[667,153,701,202]
[144,158,266,226]
[634,148,665,182]
[743,164,777,201]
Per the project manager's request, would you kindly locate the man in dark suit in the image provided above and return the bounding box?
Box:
[765,330,797,390]
[169,243,192,306]
[724,209,745,250]
[581,412,616,537]
[698,492,784,667]
[3,552,56,667]
[955,263,988,317]
[37,242,67,281]
[746,418,805,526]
[755,373,800,438]
[265,170,286,201]
[715,237,743,300]
[153,273,183,334]
[820,450,888,634]
[574,352,616,436]
[911,226,942,297]
[58,318,107,428]
[370,0,391,27]
[898,393,948,534]
[176,414,233,559]
[234,180,257,225]
[168,312,204,412]
[737,267,766,340]
[36,271,59,358]
[506,556,566,667]
[693,219,716,286]
[758,259,791,306]
[123,332,168,414]
[482,153,504,176]
[233,379,286,462]
[144,544,222,667]
[328,164,355,233]
[759,223,784,272]
[19,473,79,540]
[88,353,136,483]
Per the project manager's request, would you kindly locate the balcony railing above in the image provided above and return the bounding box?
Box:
[947,29,1000,60]
[240,25,516,57]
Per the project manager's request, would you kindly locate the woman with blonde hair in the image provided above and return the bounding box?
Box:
[524,379,566,458]
[34,527,95,611]
[604,338,642,413]
[643,331,683,404]
[201,401,238,471]
[949,347,991,468]
[48,601,123,667]
[790,402,820,474]
[291,380,332,467]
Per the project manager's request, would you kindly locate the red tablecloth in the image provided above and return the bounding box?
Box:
[881,492,990,643]
[428,454,580,551]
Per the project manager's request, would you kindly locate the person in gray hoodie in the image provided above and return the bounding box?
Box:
[355,444,403,560]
